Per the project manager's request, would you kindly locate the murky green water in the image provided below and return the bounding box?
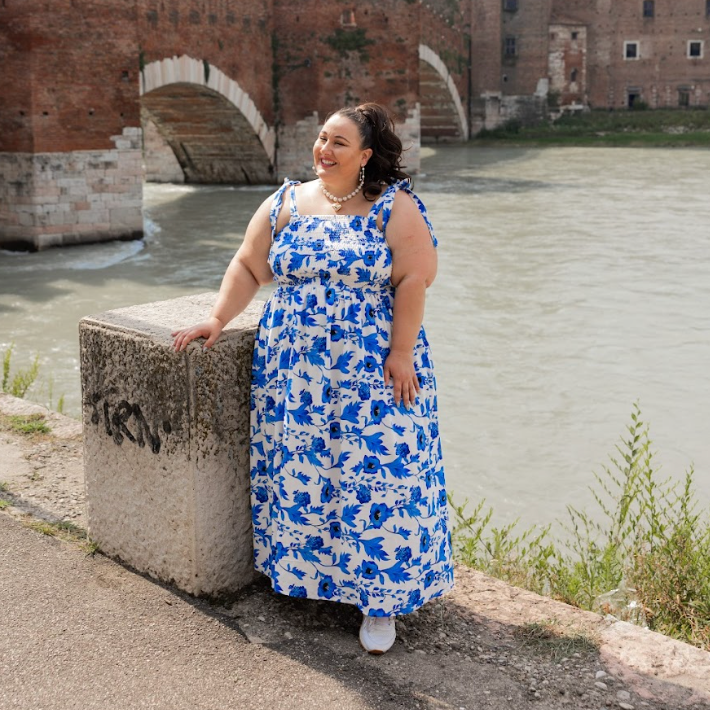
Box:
[2,145,709,528]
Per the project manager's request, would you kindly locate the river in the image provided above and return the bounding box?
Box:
[1,145,709,530]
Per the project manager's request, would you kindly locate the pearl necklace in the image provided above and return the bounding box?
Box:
[319,178,364,212]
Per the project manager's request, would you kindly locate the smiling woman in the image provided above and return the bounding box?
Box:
[172,102,453,656]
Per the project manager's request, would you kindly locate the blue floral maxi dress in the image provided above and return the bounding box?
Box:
[249,179,454,617]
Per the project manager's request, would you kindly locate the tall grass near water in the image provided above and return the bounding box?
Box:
[450,404,710,650]
[1,344,64,413]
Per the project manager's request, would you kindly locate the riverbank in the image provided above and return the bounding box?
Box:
[475,109,710,147]
[2,392,709,710]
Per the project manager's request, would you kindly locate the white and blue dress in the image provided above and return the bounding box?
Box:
[249,179,454,617]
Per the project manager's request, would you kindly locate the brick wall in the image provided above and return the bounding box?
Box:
[421,0,470,99]
[553,0,710,109]
[501,0,553,97]
[137,0,275,124]
[0,0,139,154]
[548,24,588,106]
[273,0,424,176]
[470,0,503,97]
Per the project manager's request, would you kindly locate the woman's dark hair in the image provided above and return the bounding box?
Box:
[332,102,410,201]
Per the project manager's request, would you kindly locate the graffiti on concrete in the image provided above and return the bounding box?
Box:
[87,393,171,454]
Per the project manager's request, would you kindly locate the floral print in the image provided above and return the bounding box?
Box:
[249,179,454,616]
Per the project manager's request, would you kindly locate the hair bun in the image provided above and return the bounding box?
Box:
[333,103,409,200]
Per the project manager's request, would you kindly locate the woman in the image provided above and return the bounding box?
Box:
[173,102,453,655]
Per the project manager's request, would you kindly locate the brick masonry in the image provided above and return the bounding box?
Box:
[472,0,710,115]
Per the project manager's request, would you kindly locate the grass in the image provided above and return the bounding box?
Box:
[24,517,99,555]
[474,108,710,147]
[2,343,65,414]
[2,344,40,398]
[513,619,598,661]
[0,483,99,555]
[0,413,51,436]
[450,403,710,651]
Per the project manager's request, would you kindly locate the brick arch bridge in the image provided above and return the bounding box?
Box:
[140,56,276,184]
[419,44,469,143]
[0,0,469,250]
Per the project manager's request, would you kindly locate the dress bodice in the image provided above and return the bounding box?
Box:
[268,179,436,293]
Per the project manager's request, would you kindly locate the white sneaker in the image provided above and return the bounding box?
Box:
[359,615,396,654]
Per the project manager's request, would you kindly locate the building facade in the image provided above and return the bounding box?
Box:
[471,0,710,112]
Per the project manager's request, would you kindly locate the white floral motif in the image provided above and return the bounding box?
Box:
[249,179,454,616]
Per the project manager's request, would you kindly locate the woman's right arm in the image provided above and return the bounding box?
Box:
[172,194,275,352]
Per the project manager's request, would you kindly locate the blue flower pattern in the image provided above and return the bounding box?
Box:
[250,179,454,617]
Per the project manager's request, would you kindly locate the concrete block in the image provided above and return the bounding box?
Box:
[80,295,263,599]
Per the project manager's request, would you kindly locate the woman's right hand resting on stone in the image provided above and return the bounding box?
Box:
[171,315,225,352]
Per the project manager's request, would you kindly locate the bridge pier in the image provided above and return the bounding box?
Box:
[0,129,143,252]
[79,294,263,599]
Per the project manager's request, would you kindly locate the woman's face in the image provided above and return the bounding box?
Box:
[313,114,372,185]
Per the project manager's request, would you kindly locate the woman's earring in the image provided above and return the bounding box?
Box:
[360,165,365,183]
[312,165,318,175]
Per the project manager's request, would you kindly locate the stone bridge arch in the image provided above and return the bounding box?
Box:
[140,56,276,184]
[418,45,468,142]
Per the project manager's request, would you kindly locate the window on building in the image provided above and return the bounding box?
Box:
[571,68,578,83]
[642,0,654,17]
[688,41,703,58]
[678,89,690,107]
[571,31,579,40]
[627,89,642,108]
[340,9,356,27]
[503,0,518,12]
[707,0,710,18]
[624,41,639,59]
[504,36,517,56]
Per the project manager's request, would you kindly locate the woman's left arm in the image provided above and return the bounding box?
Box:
[384,190,438,409]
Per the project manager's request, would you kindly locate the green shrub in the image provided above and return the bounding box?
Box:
[2,344,65,414]
[2,344,39,398]
[450,404,710,650]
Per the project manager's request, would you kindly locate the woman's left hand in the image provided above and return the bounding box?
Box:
[384,350,420,409]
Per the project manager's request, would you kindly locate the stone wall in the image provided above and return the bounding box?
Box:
[0,128,143,251]
[141,117,185,184]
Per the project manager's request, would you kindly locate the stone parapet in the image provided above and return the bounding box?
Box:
[79,294,264,599]
[0,128,143,251]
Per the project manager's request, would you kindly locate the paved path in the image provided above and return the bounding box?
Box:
[0,513,418,710]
